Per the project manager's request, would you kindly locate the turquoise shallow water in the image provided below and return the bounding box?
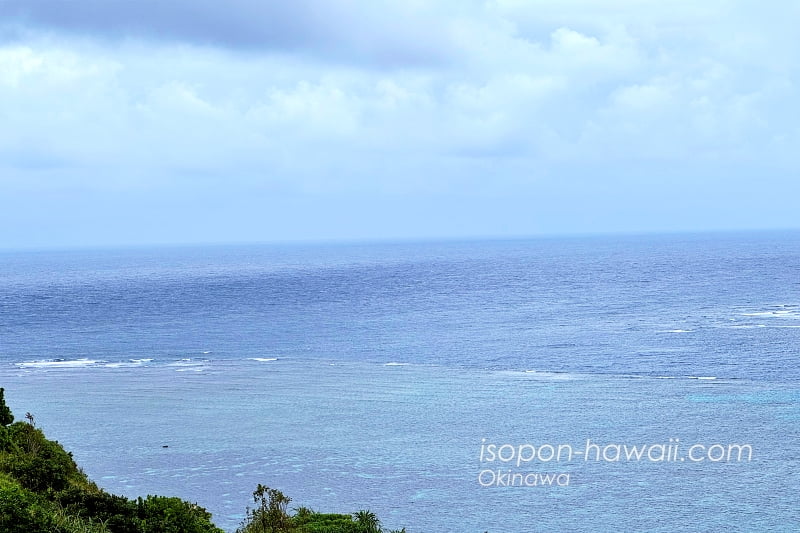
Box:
[4,360,798,532]
[1,233,799,531]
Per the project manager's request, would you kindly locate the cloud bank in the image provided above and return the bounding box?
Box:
[1,1,798,247]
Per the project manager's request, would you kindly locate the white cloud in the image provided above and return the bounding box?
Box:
[1,1,798,246]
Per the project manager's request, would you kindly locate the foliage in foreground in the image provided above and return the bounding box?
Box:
[0,388,403,533]
[0,387,223,533]
[236,484,405,533]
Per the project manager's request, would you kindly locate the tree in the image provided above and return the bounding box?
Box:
[237,484,293,533]
[353,510,381,533]
[0,388,13,426]
[137,495,224,533]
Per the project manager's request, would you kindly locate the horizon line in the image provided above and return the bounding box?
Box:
[2,227,799,254]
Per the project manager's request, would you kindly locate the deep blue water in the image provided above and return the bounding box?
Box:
[1,233,798,532]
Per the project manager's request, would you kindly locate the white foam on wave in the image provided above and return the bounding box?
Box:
[16,358,101,369]
[103,358,155,368]
[384,362,410,366]
[249,357,278,362]
[167,358,207,367]
[650,375,720,381]
[740,307,799,319]
[663,329,693,333]
[513,370,726,382]
[653,374,731,381]
[523,370,575,380]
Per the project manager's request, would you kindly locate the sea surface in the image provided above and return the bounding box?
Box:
[1,232,798,532]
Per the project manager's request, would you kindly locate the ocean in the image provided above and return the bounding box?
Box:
[1,232,798,532]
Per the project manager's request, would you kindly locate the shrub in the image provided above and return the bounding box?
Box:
[136,495,224,533]
[0,422,80,492]
[0,476,56,533]
[57,486,140,533]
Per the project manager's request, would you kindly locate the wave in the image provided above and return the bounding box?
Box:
[517,369,728,382]
[647,374,721,381]
[15,357,159,370]
[741,310,797,317]
[103,358,154,368]
[13,356,218,371]
[522,370,578,380]
[739,305,799,319]
[16,358,101,369]
[8,356,735,383]
[167,358,209,367]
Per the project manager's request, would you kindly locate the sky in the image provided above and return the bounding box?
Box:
[1,0,798,250]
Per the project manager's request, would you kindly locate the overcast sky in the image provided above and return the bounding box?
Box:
[1,1,798,249]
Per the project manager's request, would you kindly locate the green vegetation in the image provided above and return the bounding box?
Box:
[0,389,402,533]
[0,387,223,533]
[235,484,405,533]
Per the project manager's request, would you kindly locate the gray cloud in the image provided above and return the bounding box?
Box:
[0,0,455,67]
[2,1,799,248]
